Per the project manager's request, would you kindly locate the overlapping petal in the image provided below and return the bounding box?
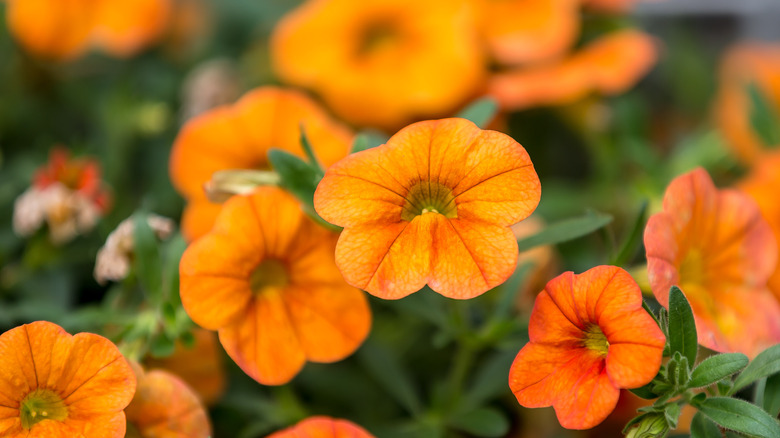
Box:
[645,167,780,356]
[267,416,375,438]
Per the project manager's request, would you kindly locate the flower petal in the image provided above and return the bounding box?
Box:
[606,343,663,389]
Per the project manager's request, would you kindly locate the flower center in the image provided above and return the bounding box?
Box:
[401,181,458,221]
[679,249,705,287]
[250,259,289,294]
[20,389,68,429]
[582,325,610,356]
[357,21,399,55]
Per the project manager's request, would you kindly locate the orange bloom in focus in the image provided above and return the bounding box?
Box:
[125,364,211,438]
[267,416,374,438]
[314,118,541,299]
[145,329,225,406]
[179,187,371,385]
[0,321,136,437]
[170,86,353,240]
[472,0,579,65]
[715,43,780,164]
[5,0,171,60]
[489,30,657,111]
[509,266,665,430]
[271,0,485,130]
[645,168,780,357]
[741,151,780,303]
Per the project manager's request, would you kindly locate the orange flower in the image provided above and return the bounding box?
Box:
[271,0,485,130]
[124,364,211,438]
[489,30,657,111]
[509,266,665,430]
[0,321,136,437]
[267,416,374,438]
[581,0,637,14]
[472,0,579,65]
[145,329,225,406]
[179,187,371,385]
[5,0,171,60]
[715,43,780,164]
[170,86,353,240]
[740,151,780,303]
[314,118,541,299]
[645,168,780,357]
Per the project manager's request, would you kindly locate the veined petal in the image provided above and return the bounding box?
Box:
[606,343,663,389]
[554,361,620,430]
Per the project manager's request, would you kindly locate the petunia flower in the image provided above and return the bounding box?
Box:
[0,321,136,437]
[471,0,579,66]
[144,329,225,406]
[266,416,374,438]
[170,86,353,240]
[740,151,780,303]
[509,266,665,430]
[488,30,657,111]
[645,168,780,357]
[179,187,371,385]
[13,147,111,244]
[270,0,485,131]
[124,364,211,438]
[5,0,171,60]
[314,117,541,300]
[715,43,780,164]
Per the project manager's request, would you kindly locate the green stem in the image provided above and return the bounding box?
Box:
[445,301,478,411]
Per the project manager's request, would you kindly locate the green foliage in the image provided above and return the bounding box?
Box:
[456,97,499,129]
[690,411,722,438]
[690,353,749,389]
[351,130,389,153]
[447,407,509,437]
[694,397,780,438]
[731,344,780,395]
[516,210,613,252]
[748,82,780,147]
[667,286,698,365]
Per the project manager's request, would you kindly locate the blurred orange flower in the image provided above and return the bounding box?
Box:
[715,43,780,164]
[489,30,657,111]
[581,0,637,14]
[509,266,665,430]
[271,0,485,130]
[472,0,579,65]
[13,147,111,244]
[125,365,211,438]
[740,151,780,303]
[145,329,225,406]
[170,86,353,240]
[267,416,374,438]
[0,321,136,437]
[645,168,780,357]
[5,0,171,60]
[179,187,371,385]
[314,118,541,299]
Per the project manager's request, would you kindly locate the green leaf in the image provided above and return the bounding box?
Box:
[664,402,681,429]
[611,201,649,266]
[748,82,780,147]
[149,332,176,358]
[268,148,324,223]
[763,373,780,417]
[461,352,516,411]
[516,210,613,253]
[697,397,780,438]
[630,380,659,400]
[298,125,324,176]
[448,407,509,437]
[690,411,723,438]
[351,130,389,154]
[732,344,780,395]
[161,233,187,305]
[357,340,423,415]
[456,97,498,128]
[132,213,162,303]
[492,261,533,321]
[690,353,749,388]
[667,286,698,365]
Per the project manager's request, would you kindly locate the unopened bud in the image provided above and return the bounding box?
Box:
[625,414,669,438]
[203,169,280,203]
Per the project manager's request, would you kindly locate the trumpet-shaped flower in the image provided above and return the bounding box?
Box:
[124,365,211,438]
[267,416,374,438]
[170,86,353,240]
[271,0,485,130]
[179,187,371,385]
[472,0,579,65]
[0,321,136,437]
[489,30,657,111]
[509,266,665,430]
[645,168,780,356]
[5,0,171,60]
[715,43,780,164]
[314,118,541,299]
